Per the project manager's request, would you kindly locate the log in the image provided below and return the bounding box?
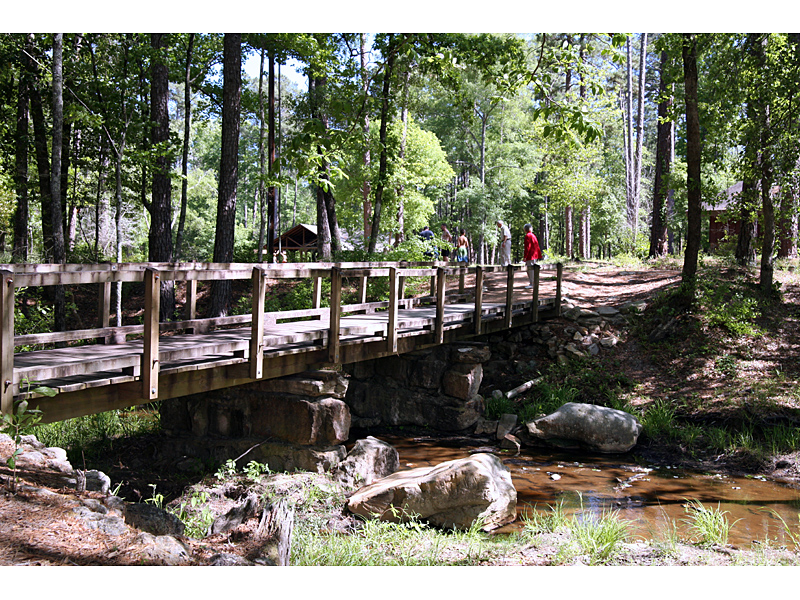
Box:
[505,376,544,400]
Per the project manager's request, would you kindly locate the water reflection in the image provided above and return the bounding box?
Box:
[381,435,800,548]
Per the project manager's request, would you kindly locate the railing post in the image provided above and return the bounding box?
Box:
[250,266,266,379]
[474,266,484,335]
[434,266,446,344]
[556,262,563,316]
[532,263,540,323]
[142,268,160,400]
[459,267,465,293]
[328,267,342,363]
[1,271,14,414]
[387,266,398,353]
[504,264,514,329]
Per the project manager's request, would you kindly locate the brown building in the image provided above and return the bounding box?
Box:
[702,181,794,255]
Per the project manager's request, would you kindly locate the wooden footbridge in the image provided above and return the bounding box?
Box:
[0,261,563,423]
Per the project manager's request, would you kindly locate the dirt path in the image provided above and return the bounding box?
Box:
[456,262,682,308]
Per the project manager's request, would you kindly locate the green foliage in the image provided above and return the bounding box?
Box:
[35,407,160,458]
[641,400,677,440]
[484,393,515,420]
[244,460,271,483]
[697,279,761,336]
[1,399,43,489]
[170,488,215,538]
[214,458,238,481]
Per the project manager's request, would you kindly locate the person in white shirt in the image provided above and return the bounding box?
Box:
[496,219,511,266]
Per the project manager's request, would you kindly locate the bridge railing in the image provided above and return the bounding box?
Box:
[0,260,562,414]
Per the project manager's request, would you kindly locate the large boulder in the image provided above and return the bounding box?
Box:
[442,363,483,400]
[525,402,642,453]
[333,436,399,488]
[347,453,516,531]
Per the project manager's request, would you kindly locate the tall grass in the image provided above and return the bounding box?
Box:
[34,406,160,456]
[569,509,631,565]
[683,500,738,546]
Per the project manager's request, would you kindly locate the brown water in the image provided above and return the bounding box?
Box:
[382,435,800,548]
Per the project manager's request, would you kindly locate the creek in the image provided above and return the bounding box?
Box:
[381,435,800,548]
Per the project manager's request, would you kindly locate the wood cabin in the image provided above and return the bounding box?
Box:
[703,181,793,254]
[264,223,318,261]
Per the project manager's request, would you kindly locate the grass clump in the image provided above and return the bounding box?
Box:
[522,500,569,536]
[683,499,738,547]
[569,509,631,564]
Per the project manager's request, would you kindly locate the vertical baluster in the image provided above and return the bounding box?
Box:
[474,266,484,335]
[142,268,160,400]
[358,275,368,304]
[312,275,322,309]
[250,266,266,379]
[328,267,342,363]
[97,281,111,344]
[1,271,14,414]
[504,264,514,329]
[435,266,446,344]
[387,266,398,353]
[532,263,540,323]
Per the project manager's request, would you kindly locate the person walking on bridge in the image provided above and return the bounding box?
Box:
[523,223,543,289]
[496,220,511,267]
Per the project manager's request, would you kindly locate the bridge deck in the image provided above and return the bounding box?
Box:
[1,261,563,422]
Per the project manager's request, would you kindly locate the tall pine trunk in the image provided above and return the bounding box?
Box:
[650,50,672,258]
[210,33,241,317]
[368,34,397,254]
[13,66,29,262]
[682,34,702,283]
[361,34,372,243]
[175,33,194,260]
[51,33,66,337]
[149,33,175,320]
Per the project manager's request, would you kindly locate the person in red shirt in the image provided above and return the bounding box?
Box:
[523,223,543,289]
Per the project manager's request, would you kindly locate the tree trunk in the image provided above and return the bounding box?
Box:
[149,33,175,321]
[210,33,242,317]
[368,34,398,254]
[13,68,29,262]
[395,69,411,246]
[649,50,672,258]
[624,37,634,240]
[28,57,53,260]
[361,33,372,243]
[682,34,702,283]
[257,47,266,262]
[564,205,573,258]
[268,50,277,261]
[51,33,66,337]
[632,34,647,247]
[175,33,194,260]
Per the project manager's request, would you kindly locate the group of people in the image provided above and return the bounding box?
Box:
[419,224,471,264]
[421,219,543,288]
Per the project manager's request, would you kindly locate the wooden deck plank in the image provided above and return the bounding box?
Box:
[12,297,556,396]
